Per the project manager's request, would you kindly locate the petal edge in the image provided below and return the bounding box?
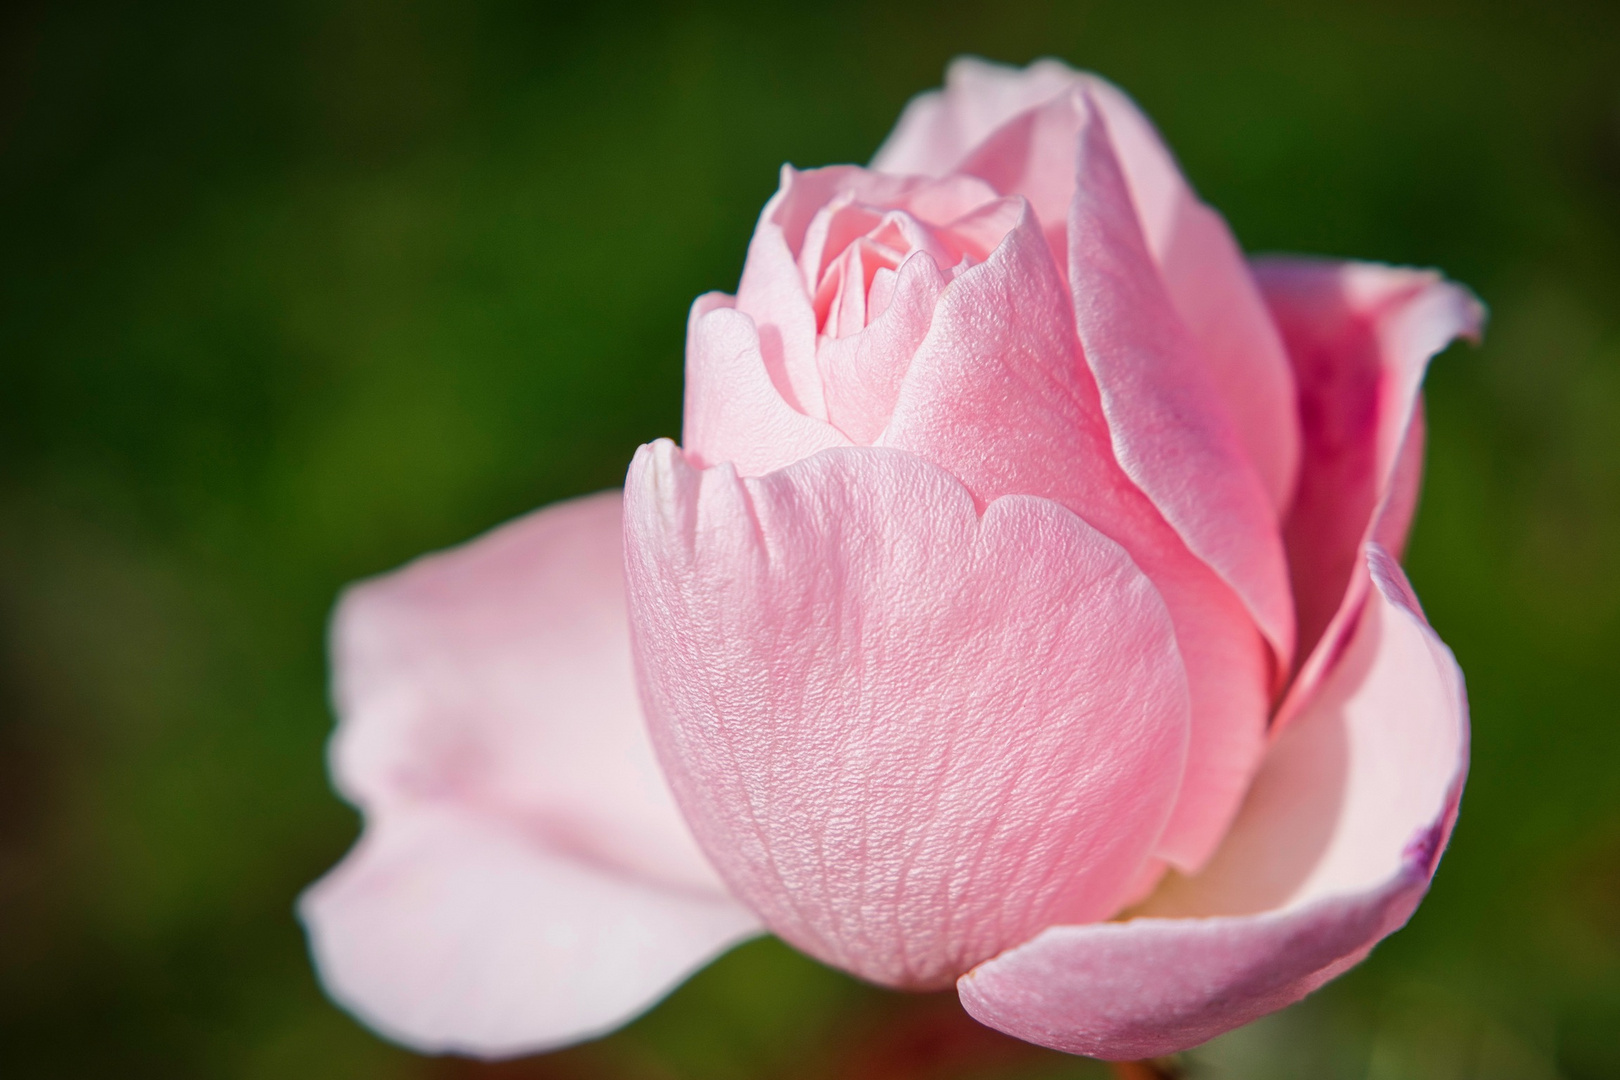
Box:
[958,545,1467,1058]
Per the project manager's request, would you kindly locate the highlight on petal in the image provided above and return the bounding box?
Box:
[1081,77,1301,515]
[875,56,1302,516]
[624,441,1191,991]
[958,545,1468,1060]
[877,200,1271,876]
[301,491,760,1058]
[1261,258,1485,731]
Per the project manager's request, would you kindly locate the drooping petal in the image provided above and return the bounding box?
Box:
[301,805,760,1058]
[683,293,849,476]
[1261,259,1484,731]
[957,546,1468,1060]
[301,491,760,1057]
[624,441,1190,990]
[876,57,1302,516]
[878,203,1269,875]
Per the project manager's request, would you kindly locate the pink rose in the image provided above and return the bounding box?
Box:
[301,58,1482,1061]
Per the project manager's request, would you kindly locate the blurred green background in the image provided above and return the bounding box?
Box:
[1,1,1617,1076]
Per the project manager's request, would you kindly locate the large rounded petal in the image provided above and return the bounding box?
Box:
[877,202,1271,875]
[875,57,1301,517]
[957,546,1468,1059]
[300,491,760,1058]
[1261,259,1484,731]
[624,442,1190,990]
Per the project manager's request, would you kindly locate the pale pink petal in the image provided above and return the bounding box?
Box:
[1261,259,1484,731]
[875,58,1302,516]
[958,546,1468,1059]
[1068,91,1294,668]
[952,94,1089,260]
[1081,78,1301,515]
[729,166,1000,435]
[301,806,759,1058]
[878,203,1270,875]
[734,167,851,420]
[302,491,760,1056]
[816,251,949,444]
[872,56,1082,177]
[682,293,849,475]
[624,441,1190,990]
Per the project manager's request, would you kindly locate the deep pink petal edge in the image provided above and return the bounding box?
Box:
[1263,257,1484,734]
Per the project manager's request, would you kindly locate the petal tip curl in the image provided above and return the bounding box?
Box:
[955,545,1467,1060]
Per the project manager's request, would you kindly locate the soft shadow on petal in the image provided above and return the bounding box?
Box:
[1260,259,1484,733]
[303,491,759,1058]
[625,441,1190,990]
[957,545,1468,1060]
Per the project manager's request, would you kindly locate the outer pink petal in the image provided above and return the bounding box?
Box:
[682,292,849,476]
[875,57,1301,517]
[300,491,760,1057]
[624,441,1190,990]
[1068,91,1294,669]
[1261,259,1484,732]
[872,56,1082,178]
[879,202,1269,876]
[1080,78,1300,516]
[957,546,1468,1059]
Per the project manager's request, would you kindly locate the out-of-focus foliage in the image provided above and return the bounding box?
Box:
[0,2,1616,1077]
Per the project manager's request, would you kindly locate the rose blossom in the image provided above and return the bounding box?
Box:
[300,58,1482,1061]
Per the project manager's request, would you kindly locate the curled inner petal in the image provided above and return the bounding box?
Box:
[735,167,1023,444]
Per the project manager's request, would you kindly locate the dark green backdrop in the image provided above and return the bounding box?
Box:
[2,2,1617,1077]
